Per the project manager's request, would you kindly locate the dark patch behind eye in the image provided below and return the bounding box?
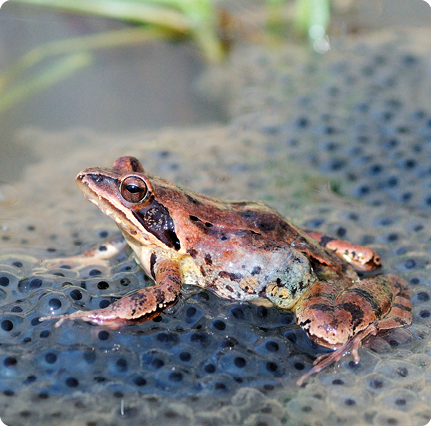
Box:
[133,200,181,250]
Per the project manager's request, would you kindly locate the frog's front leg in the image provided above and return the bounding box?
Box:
[41,258,182,329]
[295,274,411,385]
[303,229,381,271]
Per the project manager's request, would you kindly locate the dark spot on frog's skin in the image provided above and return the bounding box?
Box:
[187,248,198,258]
[338,302,364,331]
[298,318,311,327]
[171,275,181,286]
[392,317,408,326]
[257,221,276,232]
[150,253,157,280]
[207,279,218,290]
[129,157,144,172]
[189,215,199,222]
[309,303,335,313]
[200,265,207,277]
[317,235,336,247]
[226,285,234,293]
[251,266,261,275]
[204,254,212,265]
[205,222,213,228]
[185,194,200,206]
[219,271,242,281]
[220,235,228,241]
[276,278,282,287]
[393,303,411,312]
[154,289,165,305]
[349,288,382,317]
[130,292,147,304]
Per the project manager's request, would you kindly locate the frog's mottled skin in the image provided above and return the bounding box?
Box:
[42,157,412,384]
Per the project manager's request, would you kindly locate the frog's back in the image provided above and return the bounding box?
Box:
[227,201,356,279]
[153,180,355,279]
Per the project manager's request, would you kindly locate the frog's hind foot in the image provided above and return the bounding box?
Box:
[304,230,381,271]
[296,323,378,386]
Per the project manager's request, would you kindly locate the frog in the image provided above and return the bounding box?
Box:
[41,156,412,385]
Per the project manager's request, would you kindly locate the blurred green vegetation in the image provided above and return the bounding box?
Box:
[1,0,331,113]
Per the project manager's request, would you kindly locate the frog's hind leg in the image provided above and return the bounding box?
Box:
[296,274,411,386]
[303,229,381,271]
[41,258,182,329]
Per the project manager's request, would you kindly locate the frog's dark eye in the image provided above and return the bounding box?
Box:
[120,176,148,203]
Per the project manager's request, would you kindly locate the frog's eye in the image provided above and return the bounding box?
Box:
[120,176,148,203]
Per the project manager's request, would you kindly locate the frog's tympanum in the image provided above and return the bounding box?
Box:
[42,157,412,385]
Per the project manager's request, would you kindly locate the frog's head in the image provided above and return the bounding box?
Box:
[76,156,181,252]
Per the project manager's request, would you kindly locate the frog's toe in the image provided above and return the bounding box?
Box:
[41,310,118,329]
[40,312,84,328]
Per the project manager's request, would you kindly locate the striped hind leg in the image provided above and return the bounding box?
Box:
[296,274,411,385]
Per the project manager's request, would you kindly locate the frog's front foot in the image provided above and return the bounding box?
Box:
[36,237,128,272]
[41,258,182,330]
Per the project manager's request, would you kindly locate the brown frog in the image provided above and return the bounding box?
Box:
[41,156,412,385]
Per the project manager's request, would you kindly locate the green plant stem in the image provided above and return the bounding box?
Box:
[294,0,330,37]
[12,0,224,62]
[0,27,166,89]
[13,0,192,30]
[0,53,92,113]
